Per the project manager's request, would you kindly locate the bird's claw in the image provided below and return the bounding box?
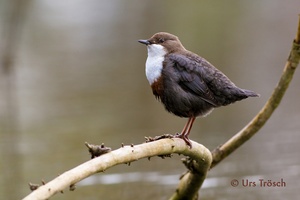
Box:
[175,133,192,148]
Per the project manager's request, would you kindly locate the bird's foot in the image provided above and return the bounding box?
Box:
[175,133,192,148]
[145,133,192,148]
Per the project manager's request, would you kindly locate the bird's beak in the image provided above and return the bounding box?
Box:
[138,39,151,45]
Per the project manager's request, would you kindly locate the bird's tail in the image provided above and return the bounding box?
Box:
[243,89,260,97]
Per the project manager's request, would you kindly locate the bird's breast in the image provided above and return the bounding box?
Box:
[145,55,164,85]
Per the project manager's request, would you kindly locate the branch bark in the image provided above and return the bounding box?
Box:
[23,139,212,200]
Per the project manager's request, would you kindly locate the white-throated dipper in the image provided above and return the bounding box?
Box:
[138,32,259,147]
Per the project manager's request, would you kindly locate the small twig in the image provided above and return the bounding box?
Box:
[210,16,300,169]
[28,183,40,191]
[85,142,111,158]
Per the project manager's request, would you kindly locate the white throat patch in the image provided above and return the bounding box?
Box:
[145,44,167,85]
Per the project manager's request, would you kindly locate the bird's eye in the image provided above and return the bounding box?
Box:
[158,38,165,43]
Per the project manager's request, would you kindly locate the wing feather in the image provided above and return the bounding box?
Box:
[166,54,217,106]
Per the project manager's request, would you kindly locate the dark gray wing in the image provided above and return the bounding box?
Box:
[165,53,218,106]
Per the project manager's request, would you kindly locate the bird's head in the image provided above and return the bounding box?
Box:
[138,32,186,57]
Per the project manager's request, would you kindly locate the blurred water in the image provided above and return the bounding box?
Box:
[1,0,300,199]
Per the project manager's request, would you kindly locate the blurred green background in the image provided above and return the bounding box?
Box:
[1,0,300,199]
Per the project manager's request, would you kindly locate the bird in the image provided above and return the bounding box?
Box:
[138,32,259,148]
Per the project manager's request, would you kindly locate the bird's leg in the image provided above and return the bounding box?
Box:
[185,117,195,136]
[180,117,192,135]
[177,117,196,148]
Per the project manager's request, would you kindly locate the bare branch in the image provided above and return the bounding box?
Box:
[22,138,212,200]
[210,15,300,169]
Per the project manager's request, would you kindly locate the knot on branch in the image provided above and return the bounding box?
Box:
[182,157,206,175]
[85,142,112,159]
[288,41,300,66]
[145,134,176,143]
[28,183,40,191]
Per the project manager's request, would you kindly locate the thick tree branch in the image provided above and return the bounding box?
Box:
[210,16,300,168]
[22,139,212,200]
